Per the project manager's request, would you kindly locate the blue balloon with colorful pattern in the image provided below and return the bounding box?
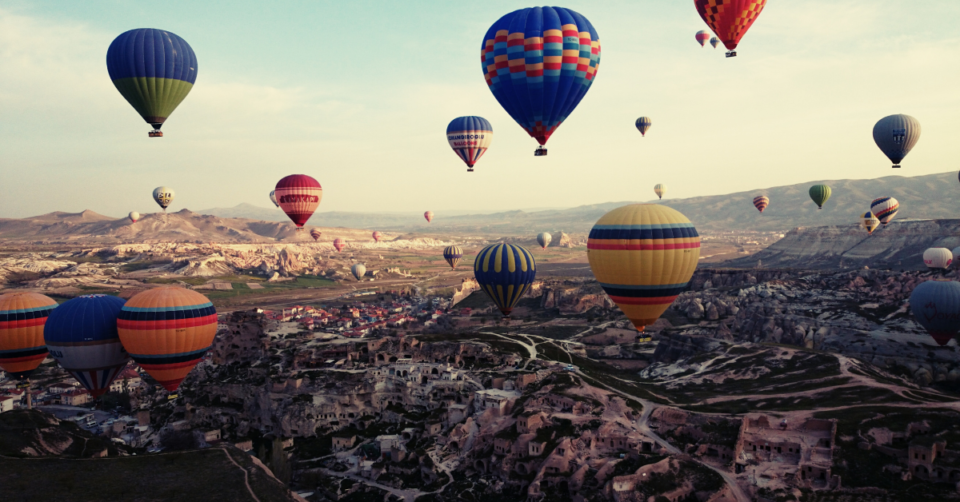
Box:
[447,117,493,172]
[481,7,601,153]
[473,243,537,317]
[107,29,198,137]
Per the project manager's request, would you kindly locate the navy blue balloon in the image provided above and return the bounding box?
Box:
[44,295,130,397]
[910,280,960,346]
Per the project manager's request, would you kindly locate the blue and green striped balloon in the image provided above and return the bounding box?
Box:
[107,29,198,136]
[473,243,537,317]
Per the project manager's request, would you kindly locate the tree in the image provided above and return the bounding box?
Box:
[259,438,291,486]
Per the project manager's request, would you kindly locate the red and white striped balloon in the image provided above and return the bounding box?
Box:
[275,174,322,229]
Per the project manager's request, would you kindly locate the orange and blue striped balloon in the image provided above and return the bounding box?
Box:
[443,246,464,270]
[0,292,57,380]
[117,287,217,391]
[588,204,700,332]
[474,243,537,317]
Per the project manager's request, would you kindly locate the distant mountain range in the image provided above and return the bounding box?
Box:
[201,171,960,234]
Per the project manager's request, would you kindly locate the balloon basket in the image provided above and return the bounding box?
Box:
[534,146,548,157]
[467,167,474,172]
[892,164,901,168]
[148,131,163,138]
[725,51,737,58]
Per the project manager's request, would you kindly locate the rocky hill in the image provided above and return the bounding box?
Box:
[722,218,960,270]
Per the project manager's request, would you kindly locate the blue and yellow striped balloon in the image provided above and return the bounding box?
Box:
[588,204,700,332]
[473,243,537,317]
[443,246,464,270]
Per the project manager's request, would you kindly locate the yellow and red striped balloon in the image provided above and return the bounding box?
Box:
[753,196,769,213]
[0,292,57,380]
[117,287,217,391]
[588,204,700,332]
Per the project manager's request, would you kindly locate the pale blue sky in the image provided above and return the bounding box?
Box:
[1,1,959,218]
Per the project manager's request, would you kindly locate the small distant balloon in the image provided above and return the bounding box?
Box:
[443,246,463,270]
[310,229,322,242]
[694,0,768,56]
[809,185,831,209]
[924,248,953,270]
[710,37,720,49]
[473,243,537,317]
[153,187,175,212]
[910,280,960,346]
[275,175,322,229]
[351,264,366,281]
[860,211,879,234]
[128,211,140,223]
[870,197,899,226]
[269,190,279,208]
[372,231,383,243]
[654,184,667,200]
[753,196,769,213]
[636,117,652,137]
[334,239,346,252]
[537,232,552,250]
[695,30,710,47]
[447,117,493,172]
[873,114,921,168]
[424,211,434,223]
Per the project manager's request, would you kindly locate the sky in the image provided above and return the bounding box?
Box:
[1,1,959,219]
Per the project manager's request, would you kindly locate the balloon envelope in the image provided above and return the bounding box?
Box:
[870,197,899,225]
[537,232,552,250]
[106,29,197,133]
[334,239,346,252]
[809,185,831,209]
[588,204,700,332]
[424,211,434,223]
[153,187,174,210]
[481,7,601,146]
[636,117,652,136]
[654,184,667,200]
[753,196,769,213]
[924,248,953,270]
[474,243,537,316]
[447,117,493,171]
[44,295,129,398]
[275,175,322,228]
[695,30,710,46]
[873,114,921,167]
[860,211,880,234]
[372,231,383,243]
[710,36,720,48]
[952,247,960,264]
[351,264,366,281]
[0,292,57,380]
[443,246,463,270]
[694,0,768,51]
[128,211,140,223]
[310,229,322,242]
[117,287,217,391]
[269,190,279,208]
[910,280,960,346]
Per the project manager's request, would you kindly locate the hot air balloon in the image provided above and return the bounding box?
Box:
[910,280,960,346]
[310,229,322,242]
[695,30,710,47]
[753,196,769,213]
[372,231,383,243]
[424,211,434,223]
[636,117,652,137]
[710,37,720,49]
[860,211,880,234]
[128,211,140,223]
[694,0,768,57]
[952,247,960,266]
[588,204,700,333]
[117,287,216,391]
[537,232,552,250]
[873,114,921,168]
[871,197,899,225]
[809,185,831,210]
[269,190,279,208]
[654,184,667,200]
[334,239,346,252]
[153,187,174,212]
[924,248,953,270]
[0,292,57,380]
[106,29,198,137]
[351,264,367,281]
[447,117,493,172]
[481,7,600,156]
[43,295,129,398]
[474,243,537,317]
[275,175,322,229]
[443,246,463,270]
